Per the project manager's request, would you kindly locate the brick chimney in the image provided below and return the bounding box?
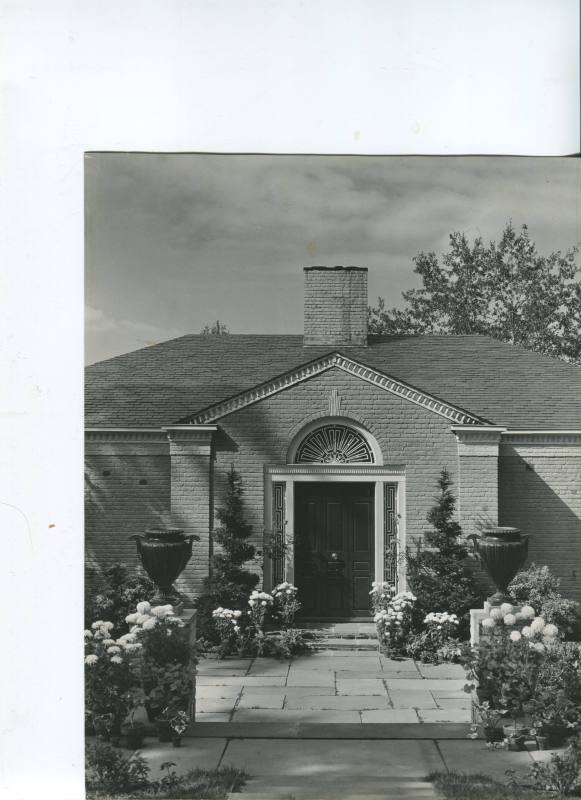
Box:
[303,266,368,347]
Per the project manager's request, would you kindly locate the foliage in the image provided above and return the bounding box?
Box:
[126,601,190,668]
[84,620,141,727]
[85,741,150,795]
[509,563,581,640]
[406,612,461,663]
[196,467,259,640]
[530,641,581,728]
[461,603,563,725]
[526,735,581,796]
[86,741,248,799]
[272,582,301,627]
[368,221,581,364]
[147,663,194,718]
[428,771,555,800]
[201,320,230,336]
[406,469,483,633]
[373,590,416,657]
[86,563,155,634]
[210,583,310,659]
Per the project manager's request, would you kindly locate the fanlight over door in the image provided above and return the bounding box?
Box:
[294,424,374,464]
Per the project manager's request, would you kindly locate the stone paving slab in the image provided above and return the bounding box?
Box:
[360,709,420,724]
[434,697,471,709]
[196,685,242,699]
[384,678,466,691]
[286,672,336,687]
[231,709,362,723]
[436,739,534,780]
[221,738,444,778]
[198,675,286,686]
[285,695,390,711]
[388,690,437,709]
[290,658,381,671]
[417,708,471,723]
[336,678,387,695]
[238,692,285,709]
[431,689,469,699]
[246,662,291,677]
[417,663,465,679]
[196,698,237,713]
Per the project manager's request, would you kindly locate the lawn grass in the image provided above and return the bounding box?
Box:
[428,771,556,800]
[86,765,248,799]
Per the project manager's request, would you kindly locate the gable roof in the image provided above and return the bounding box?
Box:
[85,334,581,430]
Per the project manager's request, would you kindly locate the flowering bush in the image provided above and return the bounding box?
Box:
[369,581,396,613]
[509,563,581,640]
[212,607,244,657]
[463,603,570,728]
[272,582,301,627]
[84,620,141,730]
[248,590,274,626]
[126,601,190,668]
[374,590,416,657]
[85,563,155,635]
[407,612,461,663]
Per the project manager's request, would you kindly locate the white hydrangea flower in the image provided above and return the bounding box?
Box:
[489,607,503,620]
[125,613,139,624]
[500,603,514,615]
[509,631,522,642]
[542,623,558,639]
[106,645,121,654]
[110,655,123,664]
[531,642,545,653]
[142,617,157,630]
[521,626,533,638]
[520,605,536,619]
[530,617,546,633]
[103,638,115,646]
[503,614,516,626]
[91,620,105,629]
[481,617,496,629]
[136,601,151,614]
[85,654,98,665]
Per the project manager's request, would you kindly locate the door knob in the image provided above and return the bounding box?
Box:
[330,552,338,561]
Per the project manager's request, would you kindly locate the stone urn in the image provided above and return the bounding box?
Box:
[129,527,198,613]
[473,527,529,606]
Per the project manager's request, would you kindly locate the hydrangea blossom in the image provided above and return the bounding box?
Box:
[136,601,151,615]
[509,630,522,642]
[248,590,274,608]
[503,614,516,626]
[520,605,535,619]
[85,654,98,665]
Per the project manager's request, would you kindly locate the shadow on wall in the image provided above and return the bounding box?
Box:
[499,454,581,602]
[84,458,171,578]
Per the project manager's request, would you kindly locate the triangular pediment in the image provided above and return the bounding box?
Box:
[180,353,485,426]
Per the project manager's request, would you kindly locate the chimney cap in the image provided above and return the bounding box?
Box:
[304,265,367,272]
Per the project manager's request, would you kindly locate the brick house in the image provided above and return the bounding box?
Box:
[85,267,581,616]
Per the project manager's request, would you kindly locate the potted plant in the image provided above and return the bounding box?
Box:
[474,701,507,743]
[531,693,579,748]
[146,664,194,741]
[169,710,189,747]
[120,688,147,750]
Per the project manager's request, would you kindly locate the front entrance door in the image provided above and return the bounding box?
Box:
[294,482,374,619]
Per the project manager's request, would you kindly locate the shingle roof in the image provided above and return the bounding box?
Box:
[85,334,581,430]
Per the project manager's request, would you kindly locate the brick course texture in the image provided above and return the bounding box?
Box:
[499,443,581,602]
[84,369,581,605]
[303,267,368,346]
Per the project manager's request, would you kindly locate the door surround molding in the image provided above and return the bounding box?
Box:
[263,464,407,592]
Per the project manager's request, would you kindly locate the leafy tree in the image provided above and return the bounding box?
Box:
[195,467,258,639]
[406,469,483,632]
[369,222,581,363]
[201,320,230,335]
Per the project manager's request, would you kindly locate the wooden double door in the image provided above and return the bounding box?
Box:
[294,482,375,619]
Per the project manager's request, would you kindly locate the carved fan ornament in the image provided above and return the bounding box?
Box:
[295,425,374,464]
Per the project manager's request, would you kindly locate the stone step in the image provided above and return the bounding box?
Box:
[229,778,438,799]
[313,637,378,651]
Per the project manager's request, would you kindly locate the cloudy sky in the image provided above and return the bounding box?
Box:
[85,154,580,364]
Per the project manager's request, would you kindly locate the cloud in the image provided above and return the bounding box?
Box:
[85,154,580,363]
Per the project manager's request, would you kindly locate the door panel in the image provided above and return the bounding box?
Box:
[295,483,374,619]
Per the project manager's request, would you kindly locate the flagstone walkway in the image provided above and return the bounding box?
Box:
[195,649,470,725]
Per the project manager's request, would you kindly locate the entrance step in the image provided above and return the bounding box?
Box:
[312,637,378,651]
[303,622,378,650]
[230,777,438,799]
